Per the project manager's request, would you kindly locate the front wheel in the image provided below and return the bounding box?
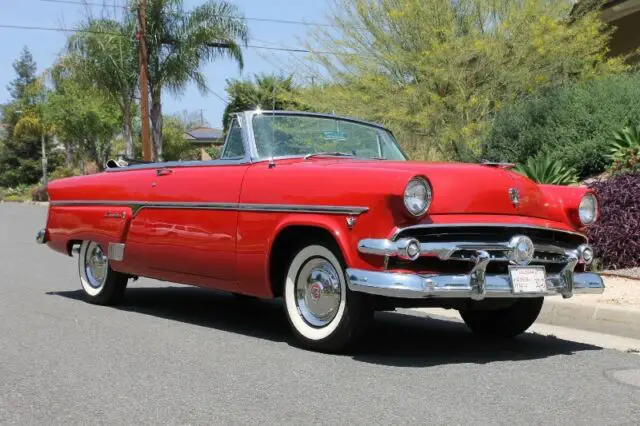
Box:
[459,297,544,338]
[78,241,128,305]
[283,243,372,352]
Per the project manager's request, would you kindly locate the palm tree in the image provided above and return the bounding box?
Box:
[67,18,139,159]
[137,0,248,161]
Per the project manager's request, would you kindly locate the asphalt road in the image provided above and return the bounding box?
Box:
[2,203,640,425]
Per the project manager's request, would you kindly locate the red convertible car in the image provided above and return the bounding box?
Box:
[38,110,604,351]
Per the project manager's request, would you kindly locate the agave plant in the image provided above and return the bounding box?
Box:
[514,154,579,185]
[609,125,640,161]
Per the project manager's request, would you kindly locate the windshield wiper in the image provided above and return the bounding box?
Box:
[303,151,355,160]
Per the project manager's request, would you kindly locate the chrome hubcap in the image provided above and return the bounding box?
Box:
[295,258,342,327]
[85,242,108,289]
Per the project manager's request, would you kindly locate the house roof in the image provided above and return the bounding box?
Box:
[185,126,224,144]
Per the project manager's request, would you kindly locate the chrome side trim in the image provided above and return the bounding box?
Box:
[49,200,369,216]
[391,223,587,241]
[346,268,604,299]
[238,204,368,215]
[107,243,125,261]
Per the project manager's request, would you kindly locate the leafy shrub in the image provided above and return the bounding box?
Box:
[484,73,640,179]
[514,154,578,185]
[587,172,640,270]
[1,185,31,201]
[51,166,80,180]
[204,145,221,160]
[30,185,48,202]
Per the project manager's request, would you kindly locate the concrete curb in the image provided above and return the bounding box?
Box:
[0,200,48,206]
[538,299,640,340]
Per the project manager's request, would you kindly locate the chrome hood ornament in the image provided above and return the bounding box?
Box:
[509,188,520,207]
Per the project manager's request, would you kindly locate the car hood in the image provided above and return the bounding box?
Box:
[295,159,545,218]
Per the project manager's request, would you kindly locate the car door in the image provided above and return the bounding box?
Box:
[122,118,249,289]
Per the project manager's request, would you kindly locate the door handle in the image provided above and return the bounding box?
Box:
[156,168,173,176]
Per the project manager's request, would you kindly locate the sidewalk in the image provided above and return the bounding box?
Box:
[538,276,640,340]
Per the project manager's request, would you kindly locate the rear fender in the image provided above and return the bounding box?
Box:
[46,206,133,258]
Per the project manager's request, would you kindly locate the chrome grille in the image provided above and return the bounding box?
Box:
[393,224,585,249]
[388,224,585,273]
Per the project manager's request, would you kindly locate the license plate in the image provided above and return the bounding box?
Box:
[509,266,547,293]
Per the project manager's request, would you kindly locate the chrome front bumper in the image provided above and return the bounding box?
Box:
[351,234,605,300]
[346,268,604,300]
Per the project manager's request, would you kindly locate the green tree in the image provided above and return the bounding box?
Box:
[0,47,53,187]
[47,61,122,172]
[7,46,37,100]
[13,79,57,189]
[296,0,626,161]
[161,114,202,161]
[222,74,304,131]
[67,18,139,159]
[135,0,248,161]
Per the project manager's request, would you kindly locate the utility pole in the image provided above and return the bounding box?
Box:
[41,132,47,189]
[137,0,152,161]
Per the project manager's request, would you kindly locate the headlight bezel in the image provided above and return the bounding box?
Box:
[578,193,598,226]
[403,176,432,218]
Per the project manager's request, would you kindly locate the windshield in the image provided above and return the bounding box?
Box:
[251,114,407,160]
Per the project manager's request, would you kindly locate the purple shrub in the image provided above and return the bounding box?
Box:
[587,172,640,270]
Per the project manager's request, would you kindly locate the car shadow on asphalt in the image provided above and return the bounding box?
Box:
[48,285,603,367]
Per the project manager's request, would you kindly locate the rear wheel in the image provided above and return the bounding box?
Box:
[78,241,128,305]
[283,243,372,352]
[459,298,544,338]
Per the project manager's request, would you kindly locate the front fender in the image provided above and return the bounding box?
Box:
[538,184,594,231]
[269,214,356,266]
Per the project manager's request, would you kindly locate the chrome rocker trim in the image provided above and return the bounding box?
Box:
[346,268,604,300]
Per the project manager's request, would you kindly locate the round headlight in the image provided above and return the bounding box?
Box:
[578,193,598,225]
[404,177,432,217]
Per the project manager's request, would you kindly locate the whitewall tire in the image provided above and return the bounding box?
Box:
[283,243,372,352]
[78,241,128,305]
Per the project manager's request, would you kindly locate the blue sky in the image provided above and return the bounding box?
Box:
[0,0,330,128]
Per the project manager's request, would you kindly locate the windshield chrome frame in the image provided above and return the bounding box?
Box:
[243,110,408,162]
[105,110,407,172]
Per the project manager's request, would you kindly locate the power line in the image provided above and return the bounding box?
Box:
[0,23,359,56]
[37,0,130,9]
[207,89,229,104]
[34,0,339,27]
[0,23,122,35]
